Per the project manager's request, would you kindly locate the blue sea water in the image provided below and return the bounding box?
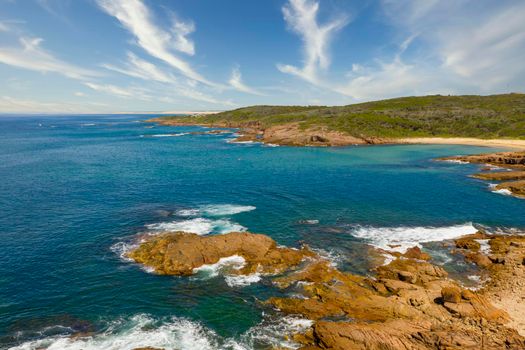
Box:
[1,115,524,349]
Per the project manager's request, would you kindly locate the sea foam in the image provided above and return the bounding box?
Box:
[192,255,262,287]
[146,217,246,235]
[9,314,311,350]
[176,204,256,217]
[350,223,478,253]
[8,314,220,350]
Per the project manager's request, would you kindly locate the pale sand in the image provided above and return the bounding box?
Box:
[399,137,525,150]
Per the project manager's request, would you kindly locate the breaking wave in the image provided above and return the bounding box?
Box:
[145,218,246,235]
[350,223,478,253]
[9,314,312,350]
[176,204,256,217]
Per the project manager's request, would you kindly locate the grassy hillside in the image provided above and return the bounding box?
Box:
[156,94,525,139]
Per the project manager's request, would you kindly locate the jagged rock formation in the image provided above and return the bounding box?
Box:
[128,231,525,349]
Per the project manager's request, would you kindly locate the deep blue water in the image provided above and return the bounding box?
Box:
[1,115,524,349]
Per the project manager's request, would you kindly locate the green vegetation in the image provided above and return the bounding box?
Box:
[157,94,525,139]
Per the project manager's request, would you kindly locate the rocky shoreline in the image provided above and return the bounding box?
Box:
[146,117,525,149]
[441,151,525,198]
[146,118,393,146]
[126,230,525,349]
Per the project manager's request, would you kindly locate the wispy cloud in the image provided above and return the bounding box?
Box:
[102,52,176,83]
[0,37,99,79]
[380,0,525,92]
[84,82,151,100]
[171,16,195,56]
[0,95,105,113]
[277,0,349,84]
[96,0,213,86]
[229,66,264,95]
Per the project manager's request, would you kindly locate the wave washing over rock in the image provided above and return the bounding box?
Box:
[8,314,313,350]
[145,217,246,235]
[350,223,478,253]
[191,255,262,287]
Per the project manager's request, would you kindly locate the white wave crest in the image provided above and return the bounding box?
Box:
[146,218,246,235]
[350,223,478,253]
[475,239,491,255]
[200,204,256,216]
[176,204,256,217]
[109,241,136,262]
[442,159,469,164]
[9,314,219,350]
[239,316,313,349]
[143,133,189,138]
[224,273,261,287]
[192,255,262,288]
[9,314,312,350]
[193,255,246,276]
[492,188,513,196]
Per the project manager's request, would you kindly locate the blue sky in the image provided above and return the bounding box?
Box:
[0,0,524,113]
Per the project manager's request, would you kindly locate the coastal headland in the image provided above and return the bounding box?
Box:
[147,93,525,148]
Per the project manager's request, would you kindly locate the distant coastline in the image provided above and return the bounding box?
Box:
[147,93,525,148]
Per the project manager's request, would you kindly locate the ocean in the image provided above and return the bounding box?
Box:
[1,115,524,349]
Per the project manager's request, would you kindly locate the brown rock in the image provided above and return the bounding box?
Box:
[441,286,462,303]
[403,246,431,260]
[128,231,312,276]
[465,252,492,267]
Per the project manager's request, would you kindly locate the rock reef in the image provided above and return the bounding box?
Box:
[442,151,525,198]
[128,231,313,276]
[128,230,525,349]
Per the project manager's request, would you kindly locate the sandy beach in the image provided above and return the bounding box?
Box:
[399,137,525,150]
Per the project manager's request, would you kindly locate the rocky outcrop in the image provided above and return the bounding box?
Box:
[442,151,525,168]
[268,243,523,349]
[454,233,525,336]
[472,170,525,181]
[441,151,525,198]
[495,180,525,197]
[128,231,313,276]
[129,231,525,349]
[146,117,389,147]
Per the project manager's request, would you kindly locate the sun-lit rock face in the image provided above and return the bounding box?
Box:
[129,231,525,349]
[128,231,313,276]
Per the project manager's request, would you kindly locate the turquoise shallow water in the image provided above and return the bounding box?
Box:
[1,115,524,349]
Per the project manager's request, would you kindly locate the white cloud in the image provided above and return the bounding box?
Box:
[96,0,213,86]
[102,52,176,83]
[380,0,525,92]
[336,57,426,100]
[74,91,86,97]
[0,37,99,79]
[277,0,349,84]
[84,82,151,100]
[228,66,264,95]
[171,17,195,56]
[0,95,103,113]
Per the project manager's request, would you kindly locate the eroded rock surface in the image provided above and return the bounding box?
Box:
[454,233,525,336]
[128,231,313,276]
[442,151,525,168]
[129,231,525,349]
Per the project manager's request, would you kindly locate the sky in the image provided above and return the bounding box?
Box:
[0,0,524,113]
